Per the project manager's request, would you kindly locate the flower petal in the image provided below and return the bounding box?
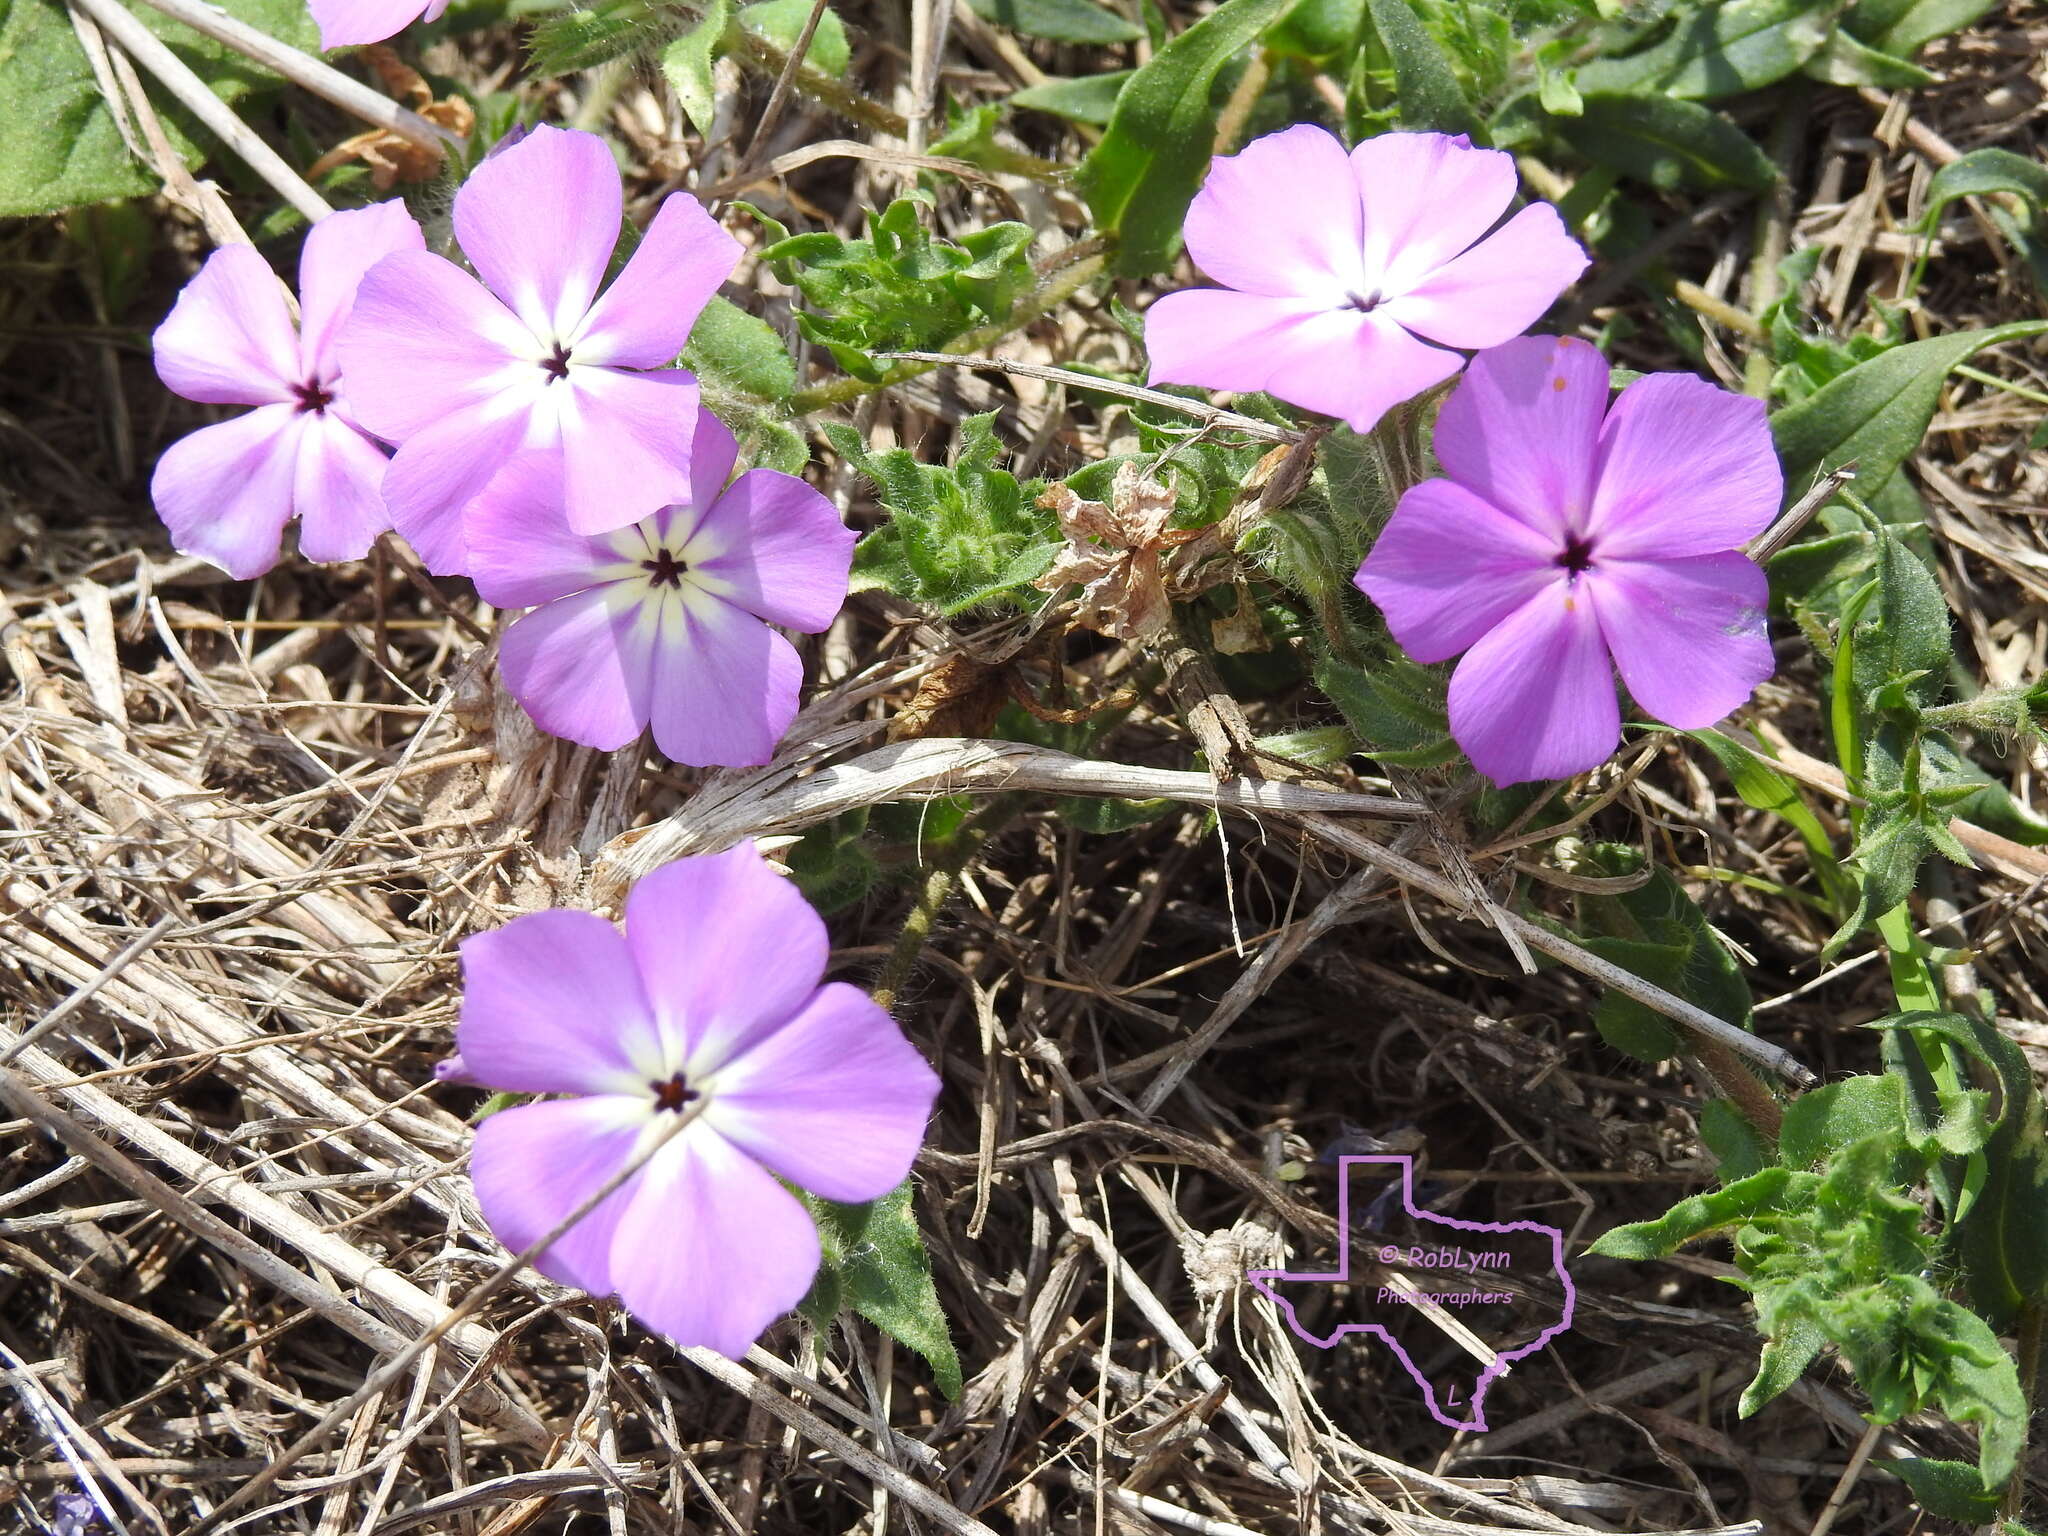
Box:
[1591,552,1774,728]
[380,401,534,574]
[471,1096,650,1295]
[1446,581,1619,786]
[307,0,430,47]
[1382,203,1587,350]
[686,469,854,631]
[498,584,658,751]
[455,124,621,341]
[466,457,643,607]
[337,250,533,444]
[557,366,702,536]
[610,1126,820,1356]
[707,982,940,1205]
[1182,123,1366,300]
[1589,373,1782,559]
[1350,132,1517,293]
[457,908,662,1093]
[296,200,425,378]
[1146,290,1460,434]
[622,843,830,1076]
[646,591,801,767]
[153,245,298,406]
[573,192,743,369]
[1430,334,1608,540]
[290,412,392,564]
[684,407,740,513]
[1354,478,1562,663]
[149,406,305,580]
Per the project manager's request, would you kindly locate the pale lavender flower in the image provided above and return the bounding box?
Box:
[337,125,742,573]
[1146,124,1588,434]
[150,202,423,579]
[307,0,446,48]
[464,410,854,768]
[1354,335,1780,786]
[458,843,940,1355]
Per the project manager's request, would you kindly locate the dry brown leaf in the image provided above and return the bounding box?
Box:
[306,46,472,189]
[1031,461,1194,642]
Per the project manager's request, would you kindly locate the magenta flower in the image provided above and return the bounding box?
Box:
[337,125,743,573]
[459,844,941,1355]
[465,410,854,767]
[1145,124,1588,434]
[1353,335,1780,786]
[307,0,446,48]
[150,202,423,579]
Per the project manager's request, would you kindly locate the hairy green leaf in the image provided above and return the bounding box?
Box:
[660,0,734,135]
[1573,0,1835,101]
[1558,93,1778,191]
[1779,1074,1907,1169]
[682,295,797,404]
[1075,0,1293,276]
[805,1182,963,1398]
[1587,1167,1798,1259]
[1364,0,1476,134]
[1890,1458,2002,1523]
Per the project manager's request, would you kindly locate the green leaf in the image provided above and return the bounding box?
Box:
[1919,148,2048,234]
[660,0,734,136]
[740,0,851,74]
[1587,1166,1799,1258]
[1363,0,1476,134]
[805,1182,963,1398]
[1700,1098,1773,1180]
[1770,321,2048,509]
[1558,93,1778,191]
[966,0,1138,42]
[1691,728,1855,911]
[1267,0,1362,61]
[1009,71,1133,124]
[834,412,1061,617]
[0,0,320,216]
[1075,0,1293,276]
[1779,1074,1907,1169]
[1845,0,1996,58]
[682,295,797,404]
[1313,654,1459,768]
[1800,27,1931,88]
[528,0,660,74]
[1890,1458,2001,1523]
[1572,0,1836,101]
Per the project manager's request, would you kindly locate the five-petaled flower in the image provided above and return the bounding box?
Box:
[338,125,742,573]
[465,410,855,767]
[151,201,423,580]
[1146,124,1589,435]
[307,0,446,49]
[457,843,941,1356]
[1354,335,1780,786]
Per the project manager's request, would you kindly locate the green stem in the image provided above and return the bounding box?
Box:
[870,800,1013,1012]
[786,248,1109,415]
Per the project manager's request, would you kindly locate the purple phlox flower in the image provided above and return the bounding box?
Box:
[337,125,743,574]
[150,201,423,579]
[432,1052,480,1087]
[1353,334,1781,787]
[457,843,941,1356]
[1145,123,1590,434]
[465,409,855,767]
[307,0,447,49]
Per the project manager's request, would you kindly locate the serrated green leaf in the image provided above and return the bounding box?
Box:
[0,0,320,216]
[1364,0,1477,134]
[661,0,734,136]
[1740,1314,1826,1412]
[1076,0,1293,276]
[682,295,797,403]
[1890,1458,2001,1523]
[1009,71,1132,124]
[1779,1074,1907,1168]
[1573,0,1836,101]
[740,0,850,74]
[806,1182,962,1398]
[1587,1166,1800,1258]
[1558,93,1778,191]
[966,0,1138,43]
[1770,321,2048,509]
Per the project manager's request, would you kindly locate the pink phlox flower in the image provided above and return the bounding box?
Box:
[465,409,855,768]
[307,0,448,49]
[1353,334,1781,786]
[336,125,743,574]
[457,843,942,1356]
[1145,123,1590,434]
[150,201,424,579]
